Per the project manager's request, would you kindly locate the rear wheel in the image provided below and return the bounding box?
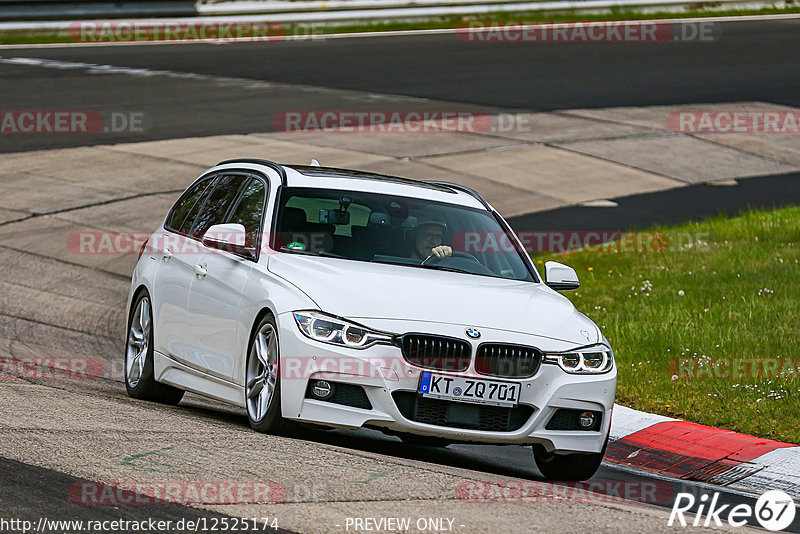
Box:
[532,436,608,481]
[125,291,184,405]
[245,314,290,434]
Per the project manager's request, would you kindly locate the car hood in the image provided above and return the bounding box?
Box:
[267,254,599,345]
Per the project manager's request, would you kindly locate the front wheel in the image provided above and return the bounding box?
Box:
[245,314,290,434]
[532,436,608,481]
[125,291,184,405]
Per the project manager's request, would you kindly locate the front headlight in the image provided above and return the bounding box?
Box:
[293,311,394,349]
[543,344,613,374]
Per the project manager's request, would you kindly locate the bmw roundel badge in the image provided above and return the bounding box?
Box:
[465,328,481,339]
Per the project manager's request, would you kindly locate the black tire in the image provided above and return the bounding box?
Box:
[399,434,450,448]
[125,291,184,405]
[245,314,291,434]
[532,435,608,481]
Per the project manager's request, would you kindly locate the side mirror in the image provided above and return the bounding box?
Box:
[202,223,255,259]
[544,261,580,290]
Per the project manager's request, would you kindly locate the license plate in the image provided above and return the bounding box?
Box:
[417,372,520,407]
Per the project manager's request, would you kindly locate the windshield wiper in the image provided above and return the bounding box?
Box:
[279,247,342,258]
[417,264,473,274]
[372,259,473,275]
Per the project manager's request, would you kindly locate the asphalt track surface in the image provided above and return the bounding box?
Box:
[506,172,800,231]
[1,17,800,533]
[0,18,799,152]
[0,458,294,534]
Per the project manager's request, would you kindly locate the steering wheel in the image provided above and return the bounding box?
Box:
[421,250,481,266]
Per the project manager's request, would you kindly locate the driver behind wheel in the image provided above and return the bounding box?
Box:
[408,211,452,261]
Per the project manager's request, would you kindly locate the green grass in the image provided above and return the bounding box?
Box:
[2,6,800,45]
[531,206,800,444]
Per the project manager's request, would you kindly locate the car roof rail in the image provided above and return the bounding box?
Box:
[424,181,492,210]
[216,158,287,186]
[290,165,455,193]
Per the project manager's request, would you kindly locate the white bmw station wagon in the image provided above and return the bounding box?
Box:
[126,158,616,480]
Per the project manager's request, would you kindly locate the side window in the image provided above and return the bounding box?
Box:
[189,174,249,238]
[226,178,266,249]
[166,177,215,234]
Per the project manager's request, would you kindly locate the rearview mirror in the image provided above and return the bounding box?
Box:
[319,209,350,225]
[544,261,580,290]
[202,223,255,259]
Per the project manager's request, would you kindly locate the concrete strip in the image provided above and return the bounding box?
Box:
[0,207,32,224]
[105,135,282,161]
[694,133,800,167]
[0,99,795,239]
[356,158,564,216]
[483,112,656,143]
[0,246,125,306]
[0,217,139,277]
[0,278,121,337]
[264,131,511,158]
[108,135,391,169]
[26,149,205,194]
[554,135,798,183]
[0,147,205,198]
[561,102,800,132]
[0,171,130,214]
[52,194,181,233]
[420,145,684,204]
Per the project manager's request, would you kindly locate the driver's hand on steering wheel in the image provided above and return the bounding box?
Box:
[431,245,452,258]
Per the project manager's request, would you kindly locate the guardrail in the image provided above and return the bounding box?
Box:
[0,0,786,27]
[0,1,196,21]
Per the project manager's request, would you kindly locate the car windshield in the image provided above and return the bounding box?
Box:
[273,187,535,282]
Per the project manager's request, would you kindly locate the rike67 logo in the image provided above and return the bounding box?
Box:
[669,490,796,531]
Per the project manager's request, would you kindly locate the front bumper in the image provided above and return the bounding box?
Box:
[276,313,616,454]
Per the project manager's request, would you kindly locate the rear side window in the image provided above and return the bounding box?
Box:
[189,174,250,238]
[226,178,266,248]
[166,177,215,234]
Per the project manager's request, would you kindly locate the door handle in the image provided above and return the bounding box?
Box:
[194,263,208,278]
[162,248,173,261]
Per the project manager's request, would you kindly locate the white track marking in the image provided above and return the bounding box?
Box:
[0,56,432,102]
